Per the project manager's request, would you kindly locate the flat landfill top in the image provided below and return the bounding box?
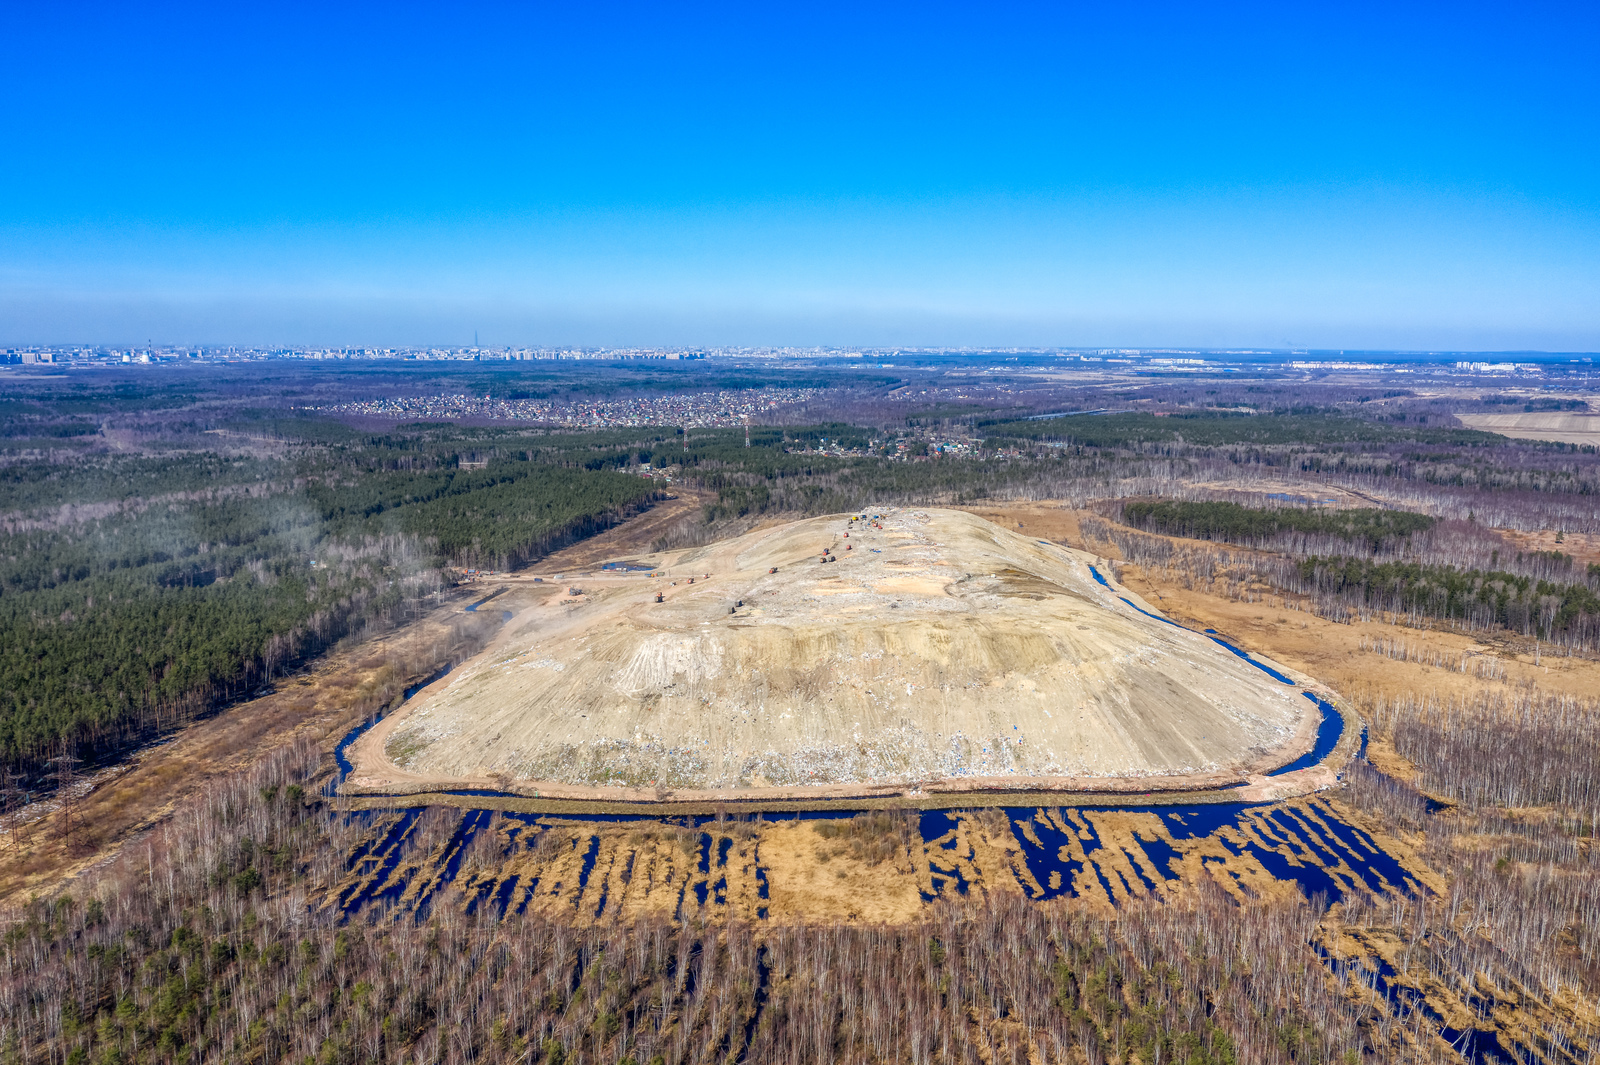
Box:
[347,508,1317,801]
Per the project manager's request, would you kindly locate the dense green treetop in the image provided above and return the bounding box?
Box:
[1122,500,1436,550]
[982,411,1504,448]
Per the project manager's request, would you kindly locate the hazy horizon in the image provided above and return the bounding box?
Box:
[4,2,1597,350]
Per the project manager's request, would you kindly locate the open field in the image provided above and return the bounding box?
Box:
[14,493,1550,906]
[12,494,1594,905]
[1456,410,1600,445]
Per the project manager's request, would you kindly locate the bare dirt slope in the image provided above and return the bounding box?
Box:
[529,488,710,572]
[349,508,1317,799]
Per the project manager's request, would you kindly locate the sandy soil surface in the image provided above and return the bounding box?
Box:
[347,508,1319,800]
[1456,411,1600,446]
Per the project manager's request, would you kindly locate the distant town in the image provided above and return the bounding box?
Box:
[309,386,827,429]
[2,344,1592,377]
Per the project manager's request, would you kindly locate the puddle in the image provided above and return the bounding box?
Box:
[1314,943,1517,1064]
[332,792,1418,926]
[999,800,1415,907]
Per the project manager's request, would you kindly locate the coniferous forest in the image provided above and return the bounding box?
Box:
[10,2,1600,1059]
[1,376,669,769]
[6,359,1600,769]
[4,356,1600,1064]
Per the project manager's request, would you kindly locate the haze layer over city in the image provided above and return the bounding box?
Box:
[3,4,1599,1064]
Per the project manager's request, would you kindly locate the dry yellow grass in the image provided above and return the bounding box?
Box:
[1456,410,1600,446]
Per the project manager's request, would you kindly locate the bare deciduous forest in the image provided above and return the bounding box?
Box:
[3,357,1599,1063]
[4,677,1598,1064]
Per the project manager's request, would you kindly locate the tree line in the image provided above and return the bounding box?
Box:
[1121,500,1436,551]
[1089,516,1600,652]
[0,439,658,774]
[0,742,1367,1065]
[980,411,1504,450]
[6,683,1598,1062]
[1293,554,1600,638]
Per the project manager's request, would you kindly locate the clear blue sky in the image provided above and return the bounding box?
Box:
[3,2,1597,349]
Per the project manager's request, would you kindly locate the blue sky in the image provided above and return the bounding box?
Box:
[2,2,1597,349]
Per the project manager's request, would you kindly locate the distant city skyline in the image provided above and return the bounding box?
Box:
[8,344,1592,369]
[3,2,1597,349]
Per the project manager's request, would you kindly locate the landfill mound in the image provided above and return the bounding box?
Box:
[348,508,1317,799]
